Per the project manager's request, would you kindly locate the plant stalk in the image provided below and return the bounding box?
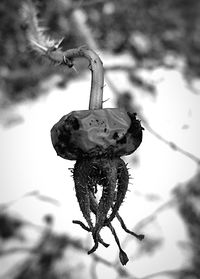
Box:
[47,46,104,110]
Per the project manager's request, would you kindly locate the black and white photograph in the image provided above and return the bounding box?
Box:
[0,1,200,278]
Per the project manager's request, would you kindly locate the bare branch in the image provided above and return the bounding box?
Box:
[142,119,200,165]
[104,65,136,72]
[79,0,107,7]
[90,260,98,279]
[0,247,32,257]
[139,269,182,279]
[0,190,60,211]
[122,198,176,248]
[135,198,176,231]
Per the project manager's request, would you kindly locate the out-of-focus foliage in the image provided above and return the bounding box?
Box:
[174,171,200,279]
[14,233,75,279]
[0,210,86,279]
[0,0,77,103]
[0,0,200,105]
[85,0,200,77]
[0,212,23,241]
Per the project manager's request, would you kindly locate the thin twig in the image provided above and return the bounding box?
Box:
[0,247,32,257]
[0,191,60,212]
[122,198,176,248]
[72,0,107,9]
[90,260,98,279]
[104,65,136,72]
[143,120,200,165]
[139,269,182,279]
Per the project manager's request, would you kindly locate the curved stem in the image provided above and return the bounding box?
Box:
[47,46,104,110]
[22,2,104,109]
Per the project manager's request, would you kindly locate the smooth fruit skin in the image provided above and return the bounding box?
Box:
[51,108,143,160]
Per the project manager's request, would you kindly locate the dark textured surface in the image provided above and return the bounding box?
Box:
[73,157,130,263]
[51,108,143,160]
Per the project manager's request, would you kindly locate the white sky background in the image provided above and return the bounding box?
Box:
[0,52,200,278]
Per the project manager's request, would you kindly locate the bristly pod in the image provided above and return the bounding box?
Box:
[23,0,144,265]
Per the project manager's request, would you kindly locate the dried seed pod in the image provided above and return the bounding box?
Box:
[51,108,143,160]
[22,9,144,262]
